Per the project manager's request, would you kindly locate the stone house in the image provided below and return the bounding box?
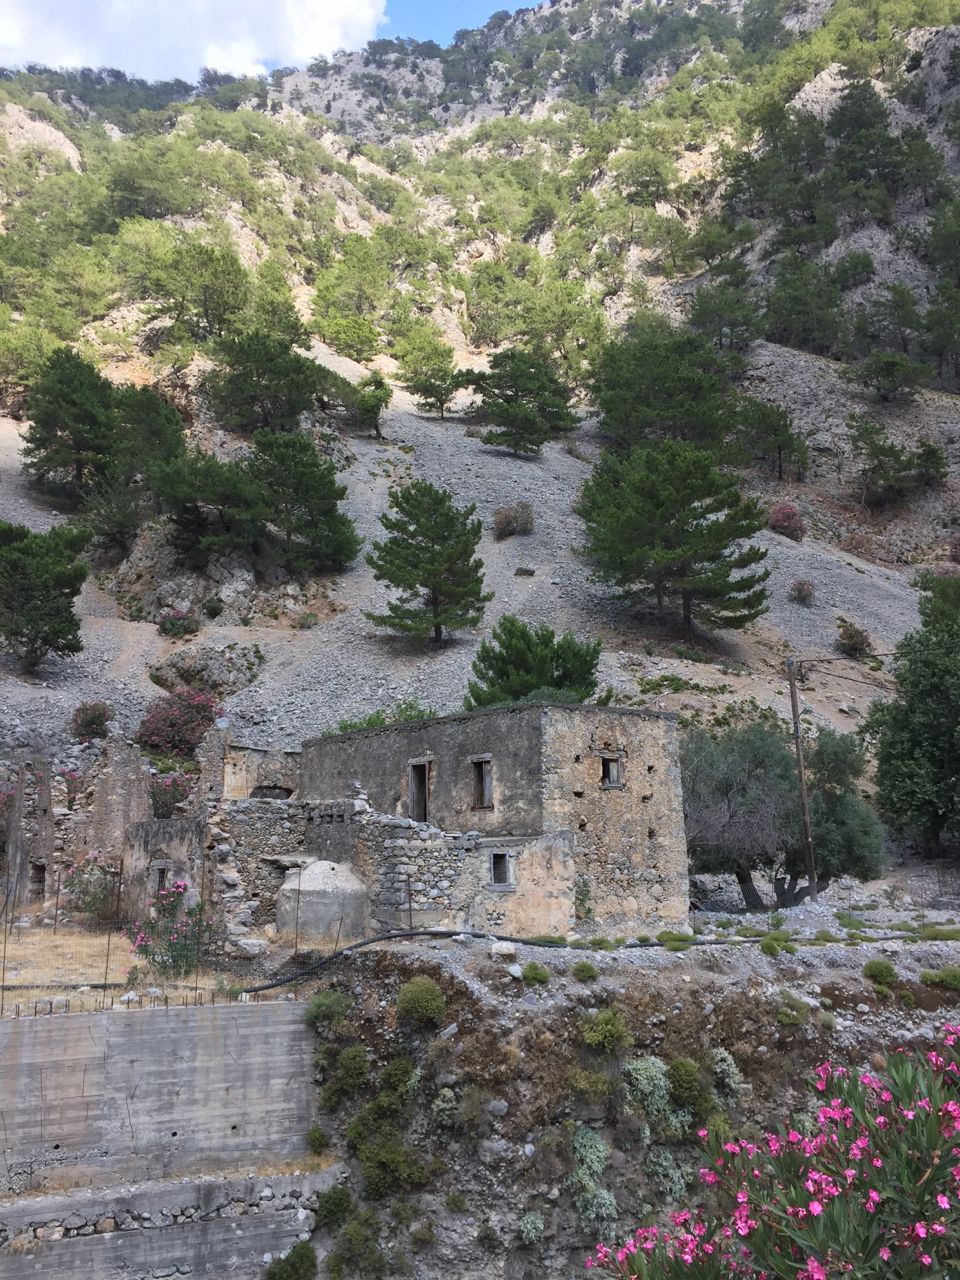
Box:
[274,702,689,937]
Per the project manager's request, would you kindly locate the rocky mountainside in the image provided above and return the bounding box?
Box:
[0,0,958,754]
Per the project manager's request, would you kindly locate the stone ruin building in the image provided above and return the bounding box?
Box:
[0,703,689,954]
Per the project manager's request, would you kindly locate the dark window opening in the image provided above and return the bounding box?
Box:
[29,862,46,900]
[647,763,655,774]
[156,866,168,892]
[600,755,623,788]
[409,762,429,823]
[491,852,510,886]
[472,758,493,809]
[250,785,293,799]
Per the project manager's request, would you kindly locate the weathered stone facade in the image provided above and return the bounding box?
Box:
[287,703,688,933]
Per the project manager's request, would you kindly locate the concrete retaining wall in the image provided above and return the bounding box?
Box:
[0,1002,315,1193]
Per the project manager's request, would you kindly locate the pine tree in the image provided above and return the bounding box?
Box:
[250,432,359,571]
[576,439,769,641]
[396,330,462,418]
[0,522,89,672]
[207,331,319,433]
[23,349,117,497]
[354,371,393,439]
[474,346,575,457]
[365,481,492,643]
[465,614,601,708]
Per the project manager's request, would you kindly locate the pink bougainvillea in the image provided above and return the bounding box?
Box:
[587,1027,960,1279]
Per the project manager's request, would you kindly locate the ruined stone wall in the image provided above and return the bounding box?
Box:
[0,1171,337,1280]
[352,809,575,936]
[299,705,545,836]
[540,706,688,928]
[221,743,302,801]
[206,797,309,949]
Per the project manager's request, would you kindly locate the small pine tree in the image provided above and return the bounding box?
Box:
[365,481,492,643]
[465,614,601,708]
[0,522,89,672]
[397,330,462,418]
[474,346,575,457]
[576,440,769,641]
[23,349,117,498]
[354,371,393,439]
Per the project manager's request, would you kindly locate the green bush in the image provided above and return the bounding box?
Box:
[571,960,599,982]
[759,937,780,958]
[70,700,113,742]
[306,990,350,1028]
[396,976,446,1025]
[864,958,897,986]
[921,966,960,992]
[315,1184,352,1230]
[567,1066,612,1102]
[580,1008,634,1054]
[306,1125,329,1154]
[326,1211,386,1280]
[264,1240,317,1280]
[667,1057,713,1122]
[522,961,550,986]
[518,1210,545,1244]
[357,1136,430,1200]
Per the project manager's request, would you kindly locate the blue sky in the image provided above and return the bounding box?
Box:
[0,1,507,81]
[382,0,505,45]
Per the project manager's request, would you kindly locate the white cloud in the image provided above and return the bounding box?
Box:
[0,0,388,81]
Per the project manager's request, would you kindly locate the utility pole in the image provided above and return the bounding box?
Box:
[786,656,818,904]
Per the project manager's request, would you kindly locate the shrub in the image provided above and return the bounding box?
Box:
[921,966,960,991]
[64,852,120,922]
[522,961,550,985]
[396,976,446,1025]
[126,881,209,977]
[580,1007,634,1054]
[357,1135,429,1199]
[863,957,897,986]
[777,991,810,1026]
[788,578,815,605]
[326,1212,386,1280]
[134,690,221,757]
[265,1241,318,1280]
[667,1057,713,1122]
[322,1044,369,1107]
[759,937,780,958]
[149,771,194,818]
[306,1125,329,1154]
[157,609,200,638]
[70,700,113,742]
[202,595,223,618]
[518,1210,545,1245]
[492,501,534,539]
[767,502,805,542]
[586,1026,960,1279]
[710,1047,743,1104]
[835,618,873,659]
[315,1184,352,1230]
[295,611,319,629]
[306,989,350,1028]
[572,959,599,982]
[567,1066,613,1102]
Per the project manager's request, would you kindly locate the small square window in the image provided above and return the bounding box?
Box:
[600,755,623,788]
[472,758,493,809]
[156,866,168,892]
[490,852,510,886]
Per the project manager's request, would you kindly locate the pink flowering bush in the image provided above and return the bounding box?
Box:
[126,881,208,977]
[134,690,221,758]
[57,767,82,810]
[150,771,195,818]
[587,1027,960,1279]
[70,700,113,742]
[767,503,806,543]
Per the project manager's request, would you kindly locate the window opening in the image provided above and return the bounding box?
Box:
[409,762,429,822]
[472,758,493,809]
[491,852,510,885]
[600,755,623,788]
[156,866,168,893]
